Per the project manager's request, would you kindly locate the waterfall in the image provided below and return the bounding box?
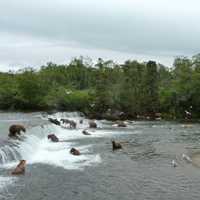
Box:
[0,112,101,170]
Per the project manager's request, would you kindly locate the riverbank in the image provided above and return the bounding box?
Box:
[1,109,199,123]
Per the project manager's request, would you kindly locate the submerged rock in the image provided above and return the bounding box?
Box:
[116,121,127,127]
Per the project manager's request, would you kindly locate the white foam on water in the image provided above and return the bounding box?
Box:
[54,123,139,141]
[25,124,102,170]
[1,123,102,170]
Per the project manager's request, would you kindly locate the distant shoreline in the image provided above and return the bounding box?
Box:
[0,109,198,123]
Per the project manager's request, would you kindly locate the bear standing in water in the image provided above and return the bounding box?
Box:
[9,124,26,138]
[112,140,122,151]
[11,160,26,175]
[48,134,59,142]
[88,120,97,128]
[70,148,80,156]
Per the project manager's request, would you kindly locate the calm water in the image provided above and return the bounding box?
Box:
[0,112,200,200]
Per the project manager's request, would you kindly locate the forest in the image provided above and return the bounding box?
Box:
[0,54,200,120]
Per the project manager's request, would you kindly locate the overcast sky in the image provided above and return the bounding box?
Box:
[0,0,200,71]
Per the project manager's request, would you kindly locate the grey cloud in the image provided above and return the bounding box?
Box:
[0,0,200,70]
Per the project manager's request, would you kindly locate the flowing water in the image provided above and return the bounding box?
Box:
[0,112,200,200]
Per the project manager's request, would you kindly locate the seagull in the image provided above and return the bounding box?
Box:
[172,160,178,167]
[185,110,191,116]
[182,154,192,163]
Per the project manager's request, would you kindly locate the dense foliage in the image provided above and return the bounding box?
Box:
[0,54,200,120]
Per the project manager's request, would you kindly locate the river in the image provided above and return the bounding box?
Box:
[0,112,200,200]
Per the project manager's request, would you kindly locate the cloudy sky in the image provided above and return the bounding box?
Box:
[0,0,200,71]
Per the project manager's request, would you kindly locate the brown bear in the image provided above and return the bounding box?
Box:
[11,160,26,175]
[9,125,26,138]
[89,120,97,128]
[112,140,122,151]
[48,134,59,142]
[60,118,71,124]
[61,119,77,129]
[69,120,77,129]
[48,118,61,126]
[70,148,80,156]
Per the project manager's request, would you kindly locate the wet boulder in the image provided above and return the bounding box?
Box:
[155,113,162,120]
[103,109,127,120]
[116,121,127,127]
[82,130,91,135]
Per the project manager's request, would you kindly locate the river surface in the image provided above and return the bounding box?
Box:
[0,112,200,200]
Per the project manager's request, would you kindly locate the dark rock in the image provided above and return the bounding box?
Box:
[82,130,91,135]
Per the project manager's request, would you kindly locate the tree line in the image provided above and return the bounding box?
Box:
[1,54,200,120]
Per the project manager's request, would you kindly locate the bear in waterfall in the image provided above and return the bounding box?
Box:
[69,120,77,129]
[9,124,26,138]
[112,140,122,151]
[88,120,97,128]
[48,118,61,126]
[70,148,80,156]
[60,118,71,124]
[11,160,26,175]
[61,119,77,129]
[48,134,59,142]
